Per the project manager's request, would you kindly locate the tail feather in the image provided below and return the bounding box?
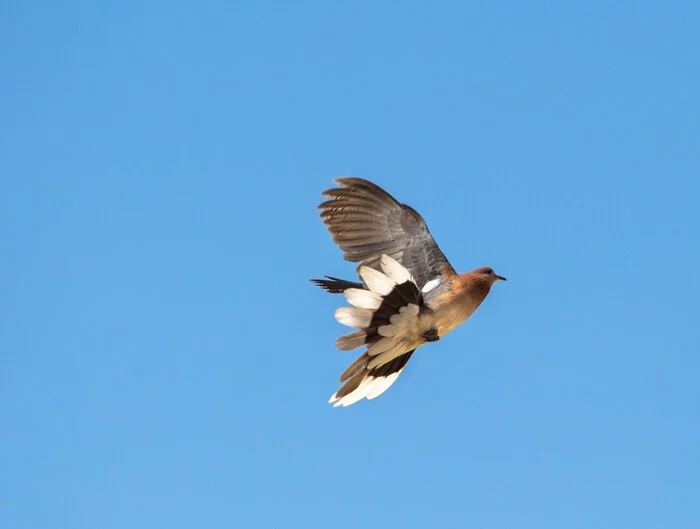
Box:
[310,276,362,294]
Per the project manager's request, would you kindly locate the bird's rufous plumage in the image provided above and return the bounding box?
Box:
[313,178,505,407]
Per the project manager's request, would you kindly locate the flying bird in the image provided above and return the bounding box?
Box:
[312,178,506,407]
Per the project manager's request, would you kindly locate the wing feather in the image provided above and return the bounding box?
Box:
[319,178,455,289]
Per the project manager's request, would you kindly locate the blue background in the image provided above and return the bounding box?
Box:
[2,2,698,528]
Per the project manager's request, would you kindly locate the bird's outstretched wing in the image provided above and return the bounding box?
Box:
[319,178,456,290]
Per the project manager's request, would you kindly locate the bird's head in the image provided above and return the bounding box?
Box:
[473,266,507,285]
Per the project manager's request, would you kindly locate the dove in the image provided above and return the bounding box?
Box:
[313,178,506,407]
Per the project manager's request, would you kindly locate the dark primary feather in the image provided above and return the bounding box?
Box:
[370,350,414,377]
[319,178,455,289]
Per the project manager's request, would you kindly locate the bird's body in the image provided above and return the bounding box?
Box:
[424,273,493,336]
[313,178,505,407]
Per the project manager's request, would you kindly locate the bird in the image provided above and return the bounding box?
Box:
[312,178,506,407]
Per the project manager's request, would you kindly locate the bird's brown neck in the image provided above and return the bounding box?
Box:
[455,273,491,303]
[430,272,491,310]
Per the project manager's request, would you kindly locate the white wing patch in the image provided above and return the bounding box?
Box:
[421,278,441,294]
[380,254,413,285]
[359,266,394,296]
[328,369,405,407]
[335,307,373,329]
[344,288,382,310]
[366,372,402,400]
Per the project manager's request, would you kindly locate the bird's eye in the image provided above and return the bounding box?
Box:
[486,269,493,274]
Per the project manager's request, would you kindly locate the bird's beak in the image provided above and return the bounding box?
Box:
[496,275,507,281]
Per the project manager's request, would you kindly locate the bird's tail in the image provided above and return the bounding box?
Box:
[327,255,425,407]
[310,276,363,294]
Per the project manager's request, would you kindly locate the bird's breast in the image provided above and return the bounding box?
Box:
[424,294,483,337]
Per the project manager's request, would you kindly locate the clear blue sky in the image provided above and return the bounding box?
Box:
[2,2,699,528]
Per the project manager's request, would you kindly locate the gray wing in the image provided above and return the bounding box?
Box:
[319,178,456,289]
